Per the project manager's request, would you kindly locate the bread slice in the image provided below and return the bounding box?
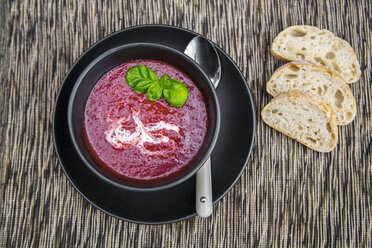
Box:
[271,25,361,84]
[266,62,356,125]
[261,91,338,152]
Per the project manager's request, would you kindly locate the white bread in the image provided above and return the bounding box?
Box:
[261,91,338,152]
[266,62,356,125]
[271,25,361,84]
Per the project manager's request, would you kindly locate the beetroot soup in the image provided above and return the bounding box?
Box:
[83,60,208,182]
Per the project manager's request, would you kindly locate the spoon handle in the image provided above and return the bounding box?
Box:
[196,157,212,218]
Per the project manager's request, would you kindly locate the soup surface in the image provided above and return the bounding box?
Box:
[84,60,208,182]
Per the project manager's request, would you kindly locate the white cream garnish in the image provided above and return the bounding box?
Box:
[105,108,180,153]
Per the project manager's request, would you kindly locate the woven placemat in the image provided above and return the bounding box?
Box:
[1,0,371,247]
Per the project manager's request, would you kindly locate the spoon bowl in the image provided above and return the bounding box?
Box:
[185,36,221,87]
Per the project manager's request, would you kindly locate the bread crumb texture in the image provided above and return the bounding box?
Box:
[261,91,338,152]
[271,25,361,83]
[266,62,356,125]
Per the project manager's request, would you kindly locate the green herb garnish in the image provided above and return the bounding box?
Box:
[125,65,189,107]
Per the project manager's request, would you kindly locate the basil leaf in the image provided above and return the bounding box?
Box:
[163,80,189,107]
[125,65,189,107]
[125,65,158,93]
[147,82,163,101]
[159,74,172,88]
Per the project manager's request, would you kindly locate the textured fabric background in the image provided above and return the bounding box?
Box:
[1,0,371,247]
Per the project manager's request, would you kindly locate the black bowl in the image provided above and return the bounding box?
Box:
[67,43,220,192]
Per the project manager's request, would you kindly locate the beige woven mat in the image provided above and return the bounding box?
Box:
[1,0,371,247]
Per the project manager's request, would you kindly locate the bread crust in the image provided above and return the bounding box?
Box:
[271,25,361,83]
[261,91,338,152]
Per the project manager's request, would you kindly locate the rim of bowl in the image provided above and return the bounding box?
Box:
[67,42,221,192]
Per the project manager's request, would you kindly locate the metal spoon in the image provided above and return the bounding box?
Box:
[184,36,221,218]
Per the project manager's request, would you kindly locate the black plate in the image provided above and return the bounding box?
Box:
[53,25,256,224]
